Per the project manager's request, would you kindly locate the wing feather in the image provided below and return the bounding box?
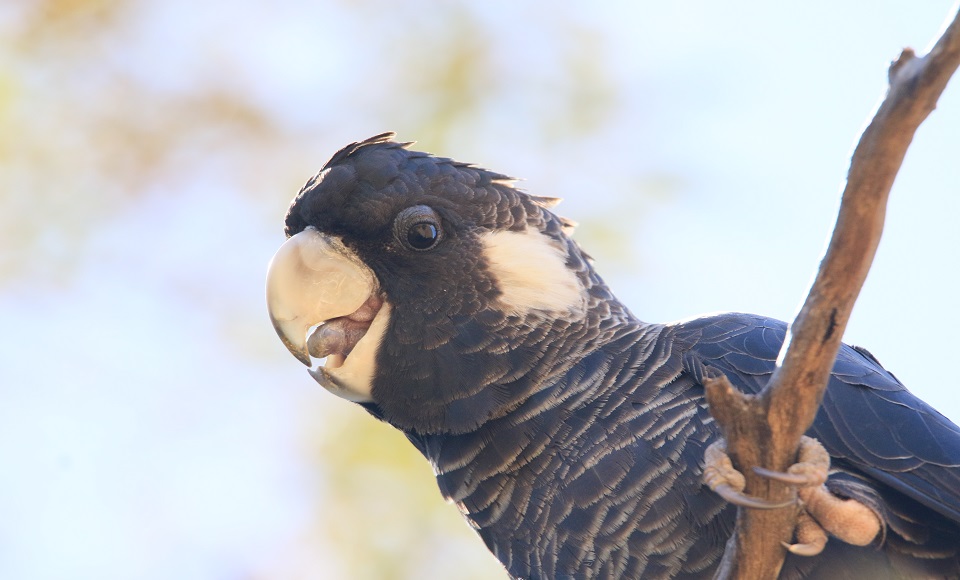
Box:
[675,313,960,524]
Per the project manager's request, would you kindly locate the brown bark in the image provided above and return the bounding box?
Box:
[705,6,960,579]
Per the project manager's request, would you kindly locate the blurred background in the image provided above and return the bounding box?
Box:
[2,1,958,578]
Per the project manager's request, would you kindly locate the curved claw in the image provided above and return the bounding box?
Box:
[753,466,821,486]
[782,508,829,557]
[781,539,826,557]
[713,483,795,510]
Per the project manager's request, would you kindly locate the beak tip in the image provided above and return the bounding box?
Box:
[269,314,314,367]
[280,334,313,367]
[293,350,313,367]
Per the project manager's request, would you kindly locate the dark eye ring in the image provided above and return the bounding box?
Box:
[394,205,444,251]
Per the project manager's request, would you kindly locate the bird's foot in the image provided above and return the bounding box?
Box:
[703,440,794,509]
[703,435,881,556]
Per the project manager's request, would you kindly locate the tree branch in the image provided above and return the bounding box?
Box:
[705,5,960,579]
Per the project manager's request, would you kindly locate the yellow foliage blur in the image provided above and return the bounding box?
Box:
[0,1,632,578]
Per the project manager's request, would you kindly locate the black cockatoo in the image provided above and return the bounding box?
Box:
[266,133,960,579]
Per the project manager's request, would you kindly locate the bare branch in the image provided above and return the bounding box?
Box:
[707,5,960,579]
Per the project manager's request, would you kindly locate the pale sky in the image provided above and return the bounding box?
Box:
[2,1,958,579]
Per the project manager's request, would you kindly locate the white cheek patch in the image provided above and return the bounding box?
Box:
[482,230,586,315]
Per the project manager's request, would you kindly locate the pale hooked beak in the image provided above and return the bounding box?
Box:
[265,227,376,366]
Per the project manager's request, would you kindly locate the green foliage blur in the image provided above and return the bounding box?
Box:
[1,1,658,578]
[6,1,960,578]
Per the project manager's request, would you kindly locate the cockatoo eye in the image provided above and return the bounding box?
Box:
[407,222,439,249]
[394,205,443,251]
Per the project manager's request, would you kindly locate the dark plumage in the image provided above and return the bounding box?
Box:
[268,133,960,579]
